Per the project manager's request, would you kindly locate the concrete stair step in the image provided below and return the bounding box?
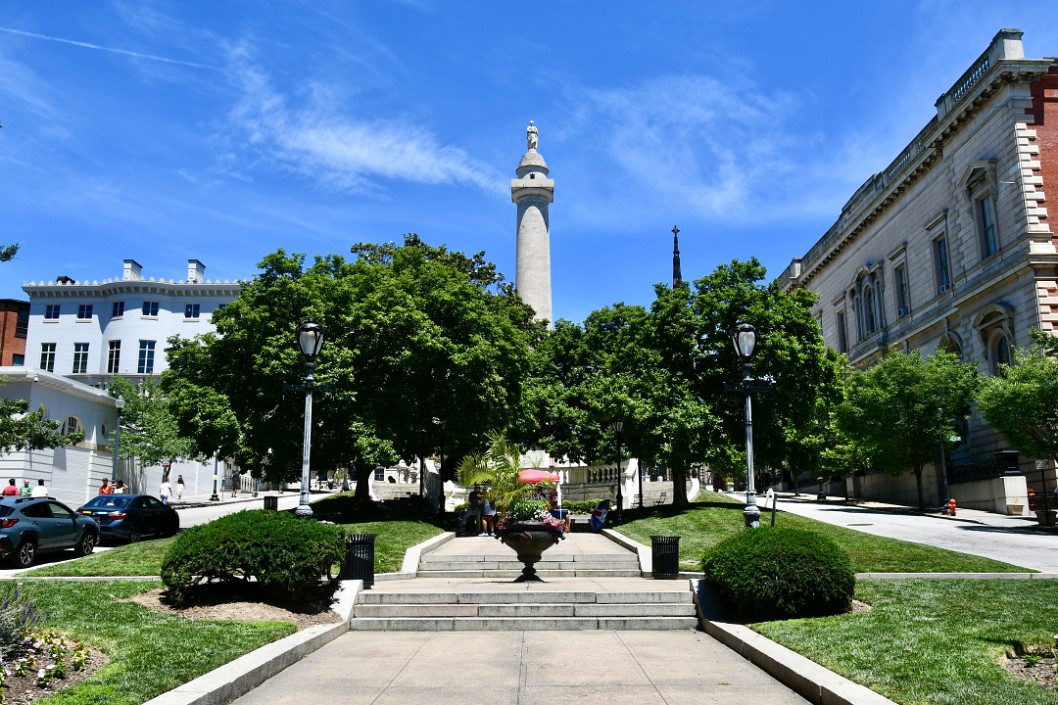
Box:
[355,603,694,618]
[358,590,693,605]
[347,616,699,632]
[414,569,644,579]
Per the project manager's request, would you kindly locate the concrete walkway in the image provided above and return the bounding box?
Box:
[210,532,894,705]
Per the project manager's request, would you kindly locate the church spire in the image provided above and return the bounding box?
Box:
[672,226,683,288]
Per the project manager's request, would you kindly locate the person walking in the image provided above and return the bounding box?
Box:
[30,479,48,498]
[98,478,114,495]
[19,480,31,497]
[159,478,172,505]
[1,480,17,497]
[230,469,240,498]
[176,475,185,500]
[480,487,497,537]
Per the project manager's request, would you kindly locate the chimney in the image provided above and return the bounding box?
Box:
[187,259,205,283]
[123,259,143,281]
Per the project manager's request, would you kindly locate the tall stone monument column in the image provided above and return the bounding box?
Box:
[512,120,555,326]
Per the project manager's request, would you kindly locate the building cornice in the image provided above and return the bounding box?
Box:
[22,279,244,299]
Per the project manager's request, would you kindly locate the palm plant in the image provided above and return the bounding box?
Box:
[457,433,546,519]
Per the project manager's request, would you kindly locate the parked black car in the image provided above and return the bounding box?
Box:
[0,496,99,568]
[76,494,180,543]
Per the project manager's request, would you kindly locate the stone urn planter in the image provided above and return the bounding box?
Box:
[497,521,564,582]
[1035,509,1057,527]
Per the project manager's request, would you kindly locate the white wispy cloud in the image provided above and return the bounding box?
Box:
[223,53,506,197]
[0,26,218,70]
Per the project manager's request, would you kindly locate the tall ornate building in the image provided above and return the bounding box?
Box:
[780,29,1058,510]
[512,121,555,326]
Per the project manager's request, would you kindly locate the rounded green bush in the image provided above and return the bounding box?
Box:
[702,527,855,621]
[161,510,346,603]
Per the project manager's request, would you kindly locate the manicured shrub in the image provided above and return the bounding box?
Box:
[702,527,855,622]
[161,510,346,603]
[562,499,606,514]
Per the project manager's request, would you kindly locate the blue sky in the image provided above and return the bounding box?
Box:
[3,1,1058,324]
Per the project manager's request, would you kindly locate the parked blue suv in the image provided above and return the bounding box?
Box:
[0,496,99,568]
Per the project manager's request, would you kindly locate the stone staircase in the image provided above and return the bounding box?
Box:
[350,587,699,631]
[415,547,643,579]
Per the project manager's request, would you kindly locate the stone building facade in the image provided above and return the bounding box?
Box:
[780,29,1058,511]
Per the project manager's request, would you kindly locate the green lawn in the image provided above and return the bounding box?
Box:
[615,497,1029,573]
[755,579,1058,705]
[22,580,291,705]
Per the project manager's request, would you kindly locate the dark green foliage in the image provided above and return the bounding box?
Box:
[562,499,606,514]
[702,527,855,621]
[160,510,345,603]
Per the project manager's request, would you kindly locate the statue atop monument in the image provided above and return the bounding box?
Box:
[527,120,538,151]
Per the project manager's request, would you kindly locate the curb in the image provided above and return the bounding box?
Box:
[691,579,899,705]
[141,579,360,705]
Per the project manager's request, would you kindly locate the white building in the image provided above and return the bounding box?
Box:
[23,259,240,387]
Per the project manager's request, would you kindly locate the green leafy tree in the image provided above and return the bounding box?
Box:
[108,376,194,470]
[836,349,980,508]
[0,397,78,453]
[0,243,17,262]
[163,237,540,505]
[977,329,1058,464]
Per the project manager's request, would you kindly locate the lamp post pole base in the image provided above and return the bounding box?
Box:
[295,504,313,518]
[743,503,761,529]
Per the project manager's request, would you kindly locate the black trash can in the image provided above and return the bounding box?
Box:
[341,534,377,588]
[651,535,680,579]
[263,496,279,511]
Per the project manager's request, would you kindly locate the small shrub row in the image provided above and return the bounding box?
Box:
[161,510,346,603]
[702,527,855,622]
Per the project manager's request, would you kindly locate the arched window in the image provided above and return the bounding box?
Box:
[864,285,877,336]
[61,416,82,436]
[974,305,1015,376]
[991,333,1012,375]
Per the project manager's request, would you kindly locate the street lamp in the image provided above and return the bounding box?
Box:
[295,320,324,518]
[110,396,125,482]
[610,418,624,524]
[210,453,220,502]
[732,322,761,528]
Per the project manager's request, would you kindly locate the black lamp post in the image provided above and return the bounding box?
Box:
[111,395,125,483]
[610,418,624,524]
[732,322,761,528]
[295,320,324,518]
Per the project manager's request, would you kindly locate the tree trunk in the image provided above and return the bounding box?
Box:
[913,465,925,510]
[672,463,690,507]
[354,465,372,503]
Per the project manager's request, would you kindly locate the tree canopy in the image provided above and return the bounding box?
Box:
[836,349,980,508]
[163,235,542,499]
[519,258,843,507]
[977,329,1058,463]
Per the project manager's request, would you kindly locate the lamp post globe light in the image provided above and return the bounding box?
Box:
[610,418,624,524]
[732,322,761,529]
[296,320,325,518]
[110,395,125,482]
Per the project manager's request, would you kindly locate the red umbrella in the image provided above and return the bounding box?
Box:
[518,469,560,484]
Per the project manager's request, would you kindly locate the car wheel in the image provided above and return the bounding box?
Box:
[11,539,36,569]
[74,531,96,557]
[127,525,142,543]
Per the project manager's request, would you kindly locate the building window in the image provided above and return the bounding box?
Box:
[933,236,951,294]
[72,343,89,374]
[836,311,848,353]
[990,332,1012,376]
[894,265,910,316]
[14,308,28,338]
[44,304,60,321]
[142,301,159,317]
[61,416,82,436]
[138,340,156,374]
[39,343,56,372]
[12,354,24,366]
[77,304,93,320]
[112,301,125,318]
[107,340,121,374]
[184,303,201,320]
[374,467,384,481]
[977,194,998,258]
[863,285,877,336]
